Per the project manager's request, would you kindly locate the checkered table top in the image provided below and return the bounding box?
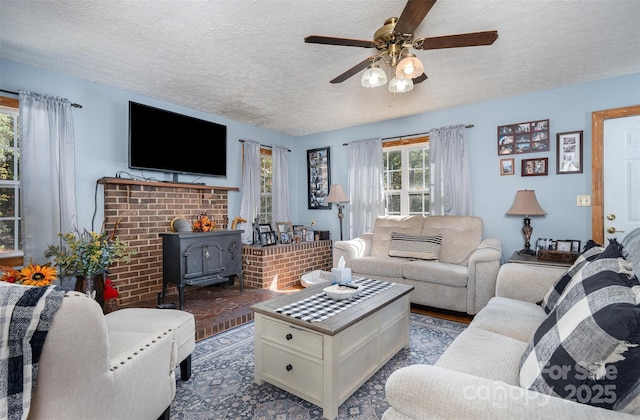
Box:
[275,278,394,323]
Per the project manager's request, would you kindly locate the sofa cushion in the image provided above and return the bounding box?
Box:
[402,260,468,287]
[351,256,406,278]
[540,240,604,313]
[519,242,640,414]
[436,326,529,386]
[388,232,442,260]
[470,296,547,343]
[421,216,483,266]
[370,215,425,257]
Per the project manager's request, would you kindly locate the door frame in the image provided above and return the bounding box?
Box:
[591,104,640,244]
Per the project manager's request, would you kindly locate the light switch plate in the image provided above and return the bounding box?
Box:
[577,195,591,206]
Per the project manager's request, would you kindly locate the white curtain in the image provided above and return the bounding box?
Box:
[19,91,78,264]
[347,138,384,238]
[429,124,472,216]
[239,140,261,244]
[271,145,290,224]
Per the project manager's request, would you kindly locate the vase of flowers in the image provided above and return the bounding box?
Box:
[45,227,135,306]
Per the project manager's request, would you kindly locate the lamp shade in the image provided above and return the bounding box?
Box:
[388,77,413,93]
[361,65,387,88]
[505,190,547,216]
[326,184,349,203]
[396,54,424,79]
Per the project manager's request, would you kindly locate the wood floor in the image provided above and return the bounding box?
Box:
[126,282,472,341]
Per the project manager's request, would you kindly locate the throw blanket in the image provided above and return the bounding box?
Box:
[0,283,65,420]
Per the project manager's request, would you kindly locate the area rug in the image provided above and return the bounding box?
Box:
[170,313,467,419]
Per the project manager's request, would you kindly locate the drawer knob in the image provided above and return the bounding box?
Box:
[286,364,293,372]
[285,333,293,340]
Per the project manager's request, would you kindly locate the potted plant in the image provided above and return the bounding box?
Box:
[45,226,135,306]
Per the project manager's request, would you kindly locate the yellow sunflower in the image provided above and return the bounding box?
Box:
[20,264,57,287]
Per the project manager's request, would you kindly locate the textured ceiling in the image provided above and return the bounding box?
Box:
[1,0,639,136]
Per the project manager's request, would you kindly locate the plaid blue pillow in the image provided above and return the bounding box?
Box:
[540,240,604,314]
[520,240,640,413]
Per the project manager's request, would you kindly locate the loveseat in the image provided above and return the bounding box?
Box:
[26,291,193,420]
[383,234,640,419]
[333,215,502,315]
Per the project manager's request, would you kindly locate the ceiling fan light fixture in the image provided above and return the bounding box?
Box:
[361,64,387,88]
[396,54,424,79]
[388,76,413,93]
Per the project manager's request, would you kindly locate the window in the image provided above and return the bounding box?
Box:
[0,97,21,259]
[383,137,430,216]
[258,148,272,224]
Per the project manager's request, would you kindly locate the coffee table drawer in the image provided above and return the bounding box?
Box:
[261,318,323,359]
[262,342,323,401]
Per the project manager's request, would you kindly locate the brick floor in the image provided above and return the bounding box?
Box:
[124,284,298,341]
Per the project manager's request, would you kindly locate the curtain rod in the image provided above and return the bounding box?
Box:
[342,124,474,145]
[238,139,291,152]
[0,89,83,108]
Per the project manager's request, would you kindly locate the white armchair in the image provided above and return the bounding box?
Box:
[28,292,178,420]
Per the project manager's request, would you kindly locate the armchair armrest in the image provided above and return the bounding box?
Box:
[383,365,634,419]
[466,238,502,314]
[332,232,372,267]
[495,263,566,303]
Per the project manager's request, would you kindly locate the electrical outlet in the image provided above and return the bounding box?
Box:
[577,195,591,206]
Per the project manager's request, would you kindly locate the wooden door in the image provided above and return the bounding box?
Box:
[591,105,640,244]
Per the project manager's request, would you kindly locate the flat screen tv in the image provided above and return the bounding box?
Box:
[128,101,227,180]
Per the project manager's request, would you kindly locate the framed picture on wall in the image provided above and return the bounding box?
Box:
[307,147,331,210]
[500,158,515,175]
[556,130,583,174]
[498,119,550,155]
[521,157,548,176]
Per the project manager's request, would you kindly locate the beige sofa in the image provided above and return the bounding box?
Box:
[383,262,638,419]
[333,215,502,315]
[28,291,194,420]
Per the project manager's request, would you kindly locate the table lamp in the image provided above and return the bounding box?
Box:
[326,184,349,241]
[505,189,547,255]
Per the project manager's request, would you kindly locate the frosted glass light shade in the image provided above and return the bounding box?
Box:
[396,55,424,79]
[361,65,387,88]
[388,77,413,93]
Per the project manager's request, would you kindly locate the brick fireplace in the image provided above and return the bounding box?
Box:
[100,177,335,308]
[98,177,238,307]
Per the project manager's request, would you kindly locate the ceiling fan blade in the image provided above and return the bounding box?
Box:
[394,0,437,35]
[330,56,378,84]
[305,35,375,48]
[413,73,428,84]
[416,30,499,50]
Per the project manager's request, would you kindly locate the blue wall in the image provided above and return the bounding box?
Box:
[2,58,639,258]
[295,74,640,257]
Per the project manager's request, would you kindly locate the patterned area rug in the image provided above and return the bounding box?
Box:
[170,313,467,419]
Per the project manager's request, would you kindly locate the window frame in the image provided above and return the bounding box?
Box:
[382,136,430,216]
[0,96,23,266]
[258,147,273,224]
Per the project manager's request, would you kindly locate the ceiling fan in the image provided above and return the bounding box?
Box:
[304,0,498,92]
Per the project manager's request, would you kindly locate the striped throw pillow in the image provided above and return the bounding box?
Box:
[388,232,442,260]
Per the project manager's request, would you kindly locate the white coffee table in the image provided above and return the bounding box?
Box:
[251,279,414,420]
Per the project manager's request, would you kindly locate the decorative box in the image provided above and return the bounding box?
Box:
[537,250,579,264]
